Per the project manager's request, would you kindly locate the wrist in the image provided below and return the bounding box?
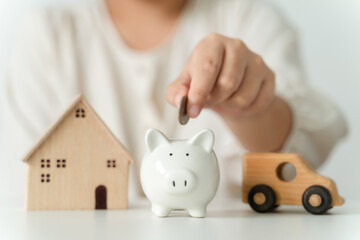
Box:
[216,95,278,124]
[218,96,293,152]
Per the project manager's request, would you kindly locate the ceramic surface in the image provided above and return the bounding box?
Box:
[141,128,220,217]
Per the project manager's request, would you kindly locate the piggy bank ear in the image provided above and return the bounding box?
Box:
[145,128,170,153]
[188,129,214,153]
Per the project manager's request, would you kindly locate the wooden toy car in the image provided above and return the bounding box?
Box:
[242,153,344,215]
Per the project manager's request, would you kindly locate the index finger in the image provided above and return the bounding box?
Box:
[187,41,225,118]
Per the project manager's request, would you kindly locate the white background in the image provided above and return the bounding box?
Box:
[0,0,359,202]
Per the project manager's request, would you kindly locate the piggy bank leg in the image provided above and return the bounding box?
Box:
[188,207,207,218]
[152,204,172,217]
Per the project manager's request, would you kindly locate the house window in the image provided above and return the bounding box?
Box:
[75,108,86,118]
[57,159,66,168]
[107,160,116,168]
[41,159,51,168]
[41,174,51,183]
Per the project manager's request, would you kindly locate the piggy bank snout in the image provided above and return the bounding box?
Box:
[163,169,197,195]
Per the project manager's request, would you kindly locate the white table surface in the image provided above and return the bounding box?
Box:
[1,198,359,240]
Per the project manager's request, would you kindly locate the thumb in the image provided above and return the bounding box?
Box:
[166,72,191,108]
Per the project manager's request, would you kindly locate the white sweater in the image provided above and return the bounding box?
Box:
[0,0,347,201]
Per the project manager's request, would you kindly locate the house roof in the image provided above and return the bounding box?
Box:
[23,94,134,164]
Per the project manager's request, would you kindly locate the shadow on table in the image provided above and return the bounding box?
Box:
[206,206,346,218]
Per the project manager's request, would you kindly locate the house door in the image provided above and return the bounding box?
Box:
[95,185,107,209]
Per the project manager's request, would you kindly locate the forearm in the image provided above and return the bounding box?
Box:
[223,96,292,152]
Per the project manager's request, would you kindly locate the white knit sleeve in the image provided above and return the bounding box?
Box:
[0,9,79,162]
[238,1,348,168]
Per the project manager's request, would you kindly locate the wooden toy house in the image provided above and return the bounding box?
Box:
[23,95,134,210]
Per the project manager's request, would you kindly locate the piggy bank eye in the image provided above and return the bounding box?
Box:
[186,153,189,156]
[169,153,173,156]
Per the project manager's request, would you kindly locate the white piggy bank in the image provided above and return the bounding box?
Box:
[140,128,220,218]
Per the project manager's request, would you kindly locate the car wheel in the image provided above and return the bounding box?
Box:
[302,185,332,215]
[248,185,276,213]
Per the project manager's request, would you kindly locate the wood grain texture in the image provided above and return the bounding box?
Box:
[242,153,344,207]
[309,194,322,207]
[24,95,133,210]
[253,193,266,205]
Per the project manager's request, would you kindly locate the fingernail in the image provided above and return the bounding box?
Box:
[175,94,183,108]
[188,105,201,118]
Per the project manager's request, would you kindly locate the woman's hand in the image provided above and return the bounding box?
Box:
[166,33,275,119]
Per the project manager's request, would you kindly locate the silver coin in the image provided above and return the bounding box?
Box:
[178,95,189,125]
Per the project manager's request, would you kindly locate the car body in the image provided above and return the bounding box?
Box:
[242,153,344,214]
